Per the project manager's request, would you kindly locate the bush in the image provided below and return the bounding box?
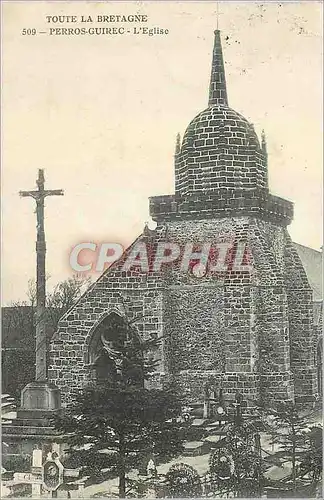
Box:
[165,462,202,498]
[7,484,32,497]
[2,454,31,472]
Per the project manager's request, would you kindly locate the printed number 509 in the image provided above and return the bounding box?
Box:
[22,29,37,35]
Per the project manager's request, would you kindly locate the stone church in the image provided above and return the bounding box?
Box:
[48,30,322,409]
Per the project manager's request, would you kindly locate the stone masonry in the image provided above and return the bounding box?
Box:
[48,30,318,408]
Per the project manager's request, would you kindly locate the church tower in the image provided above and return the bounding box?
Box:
[49,31,317,408]
[149,30,316,405]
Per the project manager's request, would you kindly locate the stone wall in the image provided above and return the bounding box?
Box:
[175,106,267,198]
[49,234,164,405]
[159,216,295,405]
[284,234,317,400]
[49,215,316,407]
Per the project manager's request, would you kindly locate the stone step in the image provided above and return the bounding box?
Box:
[13,418,54,427]
[17,409,59,420]
[2,425,58,436]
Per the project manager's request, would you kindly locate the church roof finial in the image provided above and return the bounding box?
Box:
[208,30,228,108]
[143,221,150,236]
[261,129,267,155]
[175,133,181,156]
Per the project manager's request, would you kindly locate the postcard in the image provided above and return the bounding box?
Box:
[1,1,322,498]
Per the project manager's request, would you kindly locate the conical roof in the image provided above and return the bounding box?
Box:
[175,31,268,198]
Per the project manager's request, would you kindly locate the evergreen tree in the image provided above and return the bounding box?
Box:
[264,401,322,496]
[53,311,186,498]
[298,425,322,496]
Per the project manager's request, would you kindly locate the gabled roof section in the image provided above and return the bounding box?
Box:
[293,242,322,300]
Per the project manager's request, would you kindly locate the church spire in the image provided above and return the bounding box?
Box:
[208,30,228,107]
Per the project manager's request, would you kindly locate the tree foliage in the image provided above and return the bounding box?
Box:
[264,402,323,496]
[298,425,322,488]
[53,311,187,498]
[45,275,91,330]
[2,276,91,399]
[165,463,202,498]
[208,421,262,498]
[56,384,186,489]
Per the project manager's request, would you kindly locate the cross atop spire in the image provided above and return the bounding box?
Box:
[208,30,228,107]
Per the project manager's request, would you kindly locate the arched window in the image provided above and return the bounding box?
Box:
[87,312,144,387]
[88,312,127,385]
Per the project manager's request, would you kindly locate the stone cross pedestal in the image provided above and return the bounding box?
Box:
[2,170,64,458]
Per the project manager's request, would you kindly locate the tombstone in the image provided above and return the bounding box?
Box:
[4,447,84,498]
[146,458,157,498]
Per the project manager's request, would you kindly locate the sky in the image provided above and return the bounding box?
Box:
[1,0,323,305]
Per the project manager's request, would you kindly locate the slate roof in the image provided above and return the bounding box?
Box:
[293,243,322,301]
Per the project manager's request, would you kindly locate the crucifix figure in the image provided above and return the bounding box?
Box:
[20,169,63,381]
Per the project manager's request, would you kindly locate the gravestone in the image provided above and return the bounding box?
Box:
[4,448,83,498]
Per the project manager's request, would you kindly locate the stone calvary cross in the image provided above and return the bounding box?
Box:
[20,169,64,381]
